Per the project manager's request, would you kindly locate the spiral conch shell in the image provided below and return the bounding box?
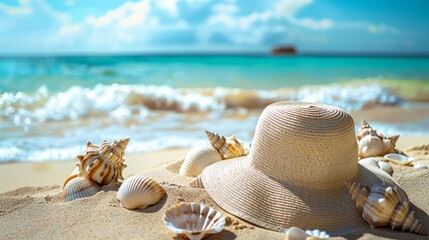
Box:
[163,202,225,240]
[75,138,129,185]
[117,175,166,210]
[357,120,399,159]
[345,181,426,235]
[205,130,246,160]
[61,177,100,202]
[180,145,222,177]
[284,227,330,240]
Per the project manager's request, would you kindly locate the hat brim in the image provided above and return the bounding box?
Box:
[200,156,404,235]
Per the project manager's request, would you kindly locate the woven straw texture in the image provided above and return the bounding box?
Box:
[200,101,405,234]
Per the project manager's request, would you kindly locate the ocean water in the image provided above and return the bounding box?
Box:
[1,55,429,162]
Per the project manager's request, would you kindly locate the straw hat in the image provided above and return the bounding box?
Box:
[200,101,405,234]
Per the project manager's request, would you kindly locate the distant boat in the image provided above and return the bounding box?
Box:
[271,46,297,56]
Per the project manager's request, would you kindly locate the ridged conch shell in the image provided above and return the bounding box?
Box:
[61,177,100,202]
[384,153,413,166]
[76,138,129,185]
[345,181,426,235]
[117,175,166,210]
[189,175,204,188]
[284,227,330,240]
[205,130,246,159]
[358,133,399,159]
[179,145,222,177]
[357,120,377,141]
[163,202,225,240]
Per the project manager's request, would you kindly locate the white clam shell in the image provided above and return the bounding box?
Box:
[117,175,166,210]
[284,227,329,240]
[180,145,222,177]
[62,177,100,202]
[384,153,414,166]
[163,202,225,240]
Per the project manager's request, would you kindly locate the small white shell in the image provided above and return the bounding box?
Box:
[413,162,428,169]
[62,177,100,202]
[377,160,393,175]
[179,145,222,177]
[284,227,329,240]
[384,153,414,166]
[163,202,225,240]
[117,175,166,210]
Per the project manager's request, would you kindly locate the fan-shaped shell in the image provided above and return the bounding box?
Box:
[284,227,329,240]
[189,175,204,188]
[61,177,100,202]
[163,202,225,240]
[117,175,166,210]
[219,136,245,160]
[180,145,222,177]
[384,153,413,166]
[345,181,426,235]
[76,138,129,185]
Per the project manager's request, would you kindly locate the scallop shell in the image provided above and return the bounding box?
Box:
[219,136,245,160]
[61,177,100,202]
[358,134,399,159]
[117,175,166,210]
[384,153,414,166]
[189,175,204,188]
[345,181,426,235]
[284,227,329,240]
[76,138,129,185]
[163,202,225,240]
[180,145,222,177]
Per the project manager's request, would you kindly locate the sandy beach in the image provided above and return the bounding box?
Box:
[1,135,428,239]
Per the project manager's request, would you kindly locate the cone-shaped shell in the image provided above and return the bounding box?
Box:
[357,120,377,141]
[384,153,413,166]
[189,175,204,188]
[345,181,426,235]
[61,177,100,202]
[219,136,245,160]
[205,130,225,153]
[76,138,129,185]
[284,227,329,240]
[180,145,222,177]
[117,175,166,210]
[163,202,225,240]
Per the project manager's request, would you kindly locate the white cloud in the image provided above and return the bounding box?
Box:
[157,0,177,17]
[336,21,399,35]
[291,18,333,30]
[0,0,32,15]
[276,0,313,19]
[59,24,81,35]
[87,0,150,28]
[212,3,238,14]
[207,11,272,29]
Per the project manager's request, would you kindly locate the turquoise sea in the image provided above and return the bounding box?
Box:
[1,55,429,162]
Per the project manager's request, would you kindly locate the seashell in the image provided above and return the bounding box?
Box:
[358,134,399,159]
[357,120,378,141]
[205,130,247,160]
[117,175,166,210]
[284,227,329,240]
[219,135,245,160]
[163,202,225,240]
[76,138,129,185]
[189,175,204,188]
[205,130,225,153]
[377,160,393,175]
[61,177,100,202]
[413,162,428,169]
[345,181,426,235]
[180,145,222,177]
[384,153,413,166]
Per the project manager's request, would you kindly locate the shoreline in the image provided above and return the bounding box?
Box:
[1,136,428,194]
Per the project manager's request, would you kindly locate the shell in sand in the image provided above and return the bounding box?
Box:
[75,138,129,185]
[358,134,399,159]
[189,175,204,188]
[284,227,329,240]
[205,130,246,160]
[384,153,414,166]
[61,177,100,202]
[117,175,166,210]
[179,145,222,177]
[345,181,426,235]
[163,202,225,240]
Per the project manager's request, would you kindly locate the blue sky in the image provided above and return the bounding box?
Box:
[0,0,428,54]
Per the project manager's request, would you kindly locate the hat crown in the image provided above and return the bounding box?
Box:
[249,102,358,190]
